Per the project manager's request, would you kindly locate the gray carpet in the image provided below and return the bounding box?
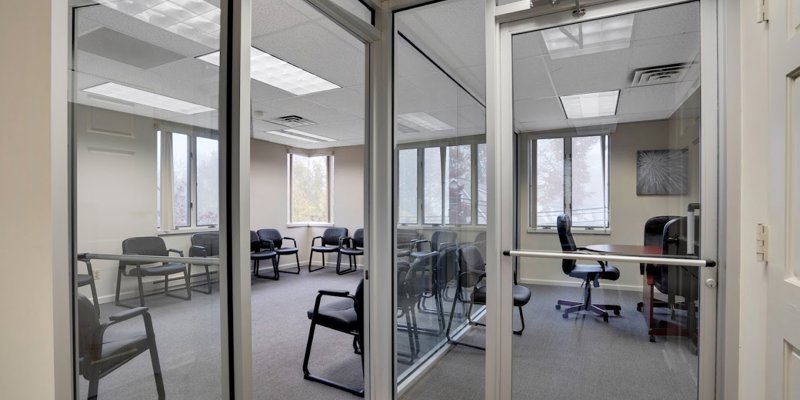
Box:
[400,284,699,400]
[80,277,698,400]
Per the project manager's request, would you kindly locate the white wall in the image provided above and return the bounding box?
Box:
[0,1,68,398]
[250,140,365,267]
[516,96,701,290]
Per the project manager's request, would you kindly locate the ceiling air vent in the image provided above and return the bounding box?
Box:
[631,63,691,87]
[269,115,317,128]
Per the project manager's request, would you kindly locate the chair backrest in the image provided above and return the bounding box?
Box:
[257,228,283,249]
[322,227,348,246]
[474,231,487,258]
[459,244,486,273]
[556,214,577,274]
[641,216,679,274]
[354,279,365,334]
[250,230,262,252]
[656,216,701,294]
[191,231,219,257]
[431,230,457,251]
[396,228,419,249]
[435,243,459,285]
[352,228,364,248]
[122,236,168,256]
[77,294,100,368]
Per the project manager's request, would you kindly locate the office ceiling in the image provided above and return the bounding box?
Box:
[71,0,699,149]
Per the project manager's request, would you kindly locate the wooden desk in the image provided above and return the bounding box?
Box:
[585,244,696,344]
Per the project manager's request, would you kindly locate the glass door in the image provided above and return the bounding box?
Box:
[496,0,718,398]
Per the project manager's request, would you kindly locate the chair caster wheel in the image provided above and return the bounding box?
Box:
[602,314,609,323]
[562,313,568,319]
[650,335,656,343]
[555,304,561,310]
[613,309,621,316]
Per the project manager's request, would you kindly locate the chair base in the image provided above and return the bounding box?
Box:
[115,269,191,309]
[556,300,621,322]
[277,253,301,275]
[253,259,279,280]
[303,319,364,397]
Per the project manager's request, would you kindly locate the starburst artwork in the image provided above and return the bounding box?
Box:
[636,149,688,195]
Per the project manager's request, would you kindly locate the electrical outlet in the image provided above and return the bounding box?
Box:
[93,270,101,280]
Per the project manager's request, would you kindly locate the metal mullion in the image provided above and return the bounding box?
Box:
[417,147,423,224]
[440,146,446,225]
[190,135,198,228]
[471,142,478,225]
[564,137,572,219]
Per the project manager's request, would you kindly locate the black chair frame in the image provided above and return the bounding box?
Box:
[308,228,348,273]
[251,231,279,280]
[336,228,364,275]
[116,237,191,308]
[77,257,100,315]
[257,229,301,276]
[189,232,219,294]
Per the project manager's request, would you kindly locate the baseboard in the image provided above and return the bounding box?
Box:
[519,278,642,292]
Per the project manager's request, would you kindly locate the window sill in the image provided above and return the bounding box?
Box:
[527,227,611,235]
[287,222,335,228]
[157,227,218,236]
[397,224,487,231]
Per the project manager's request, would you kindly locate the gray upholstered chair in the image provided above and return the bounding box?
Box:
[308,227,348,273]
[189,231,219,294]
[78,294,164,400]
[337,228,364,275]
[116,236,191,308]
[257,228,300,276]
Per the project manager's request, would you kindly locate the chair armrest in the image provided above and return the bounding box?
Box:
[189,245,208,257]
[411,239,431,252]
[318,289,350,297]
[168,249,184,257]
[311,236,323,246]
[339,236,353,249]
[108,307,149,323]
[284,237,297,247]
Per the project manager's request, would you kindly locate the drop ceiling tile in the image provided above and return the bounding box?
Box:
[629,32,700,69]
[631,2,699,41]
[512,56,556,101]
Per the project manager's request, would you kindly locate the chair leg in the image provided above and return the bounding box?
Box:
[308,250,324,272]
[87,370,99,400]
[145,317,166,400]
[294,253,301,274]
[303,318,365,397]
[115,266,124,307]
[205,265,212,294]
[89,276,100,316]
[513,305,525,335]
[254,258,278,280]
[137,274,146,307]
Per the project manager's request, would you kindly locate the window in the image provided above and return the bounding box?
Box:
[289,154,332,224]
[157,130,219,230]
[398,140,487,226]
[532,135,609,230]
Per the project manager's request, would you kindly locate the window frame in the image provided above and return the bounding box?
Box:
[287,153,335,226]
[157,127,220,232]
[527,130,610,232]
[397,134,487,227]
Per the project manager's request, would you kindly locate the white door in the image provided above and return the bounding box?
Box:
[767,0,800,397]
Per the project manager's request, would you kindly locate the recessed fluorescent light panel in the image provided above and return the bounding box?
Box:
[96,0,221,47]
[541,14,634,59]
[559,90,620,119]
[197,47,340,95]
[267,129,335,143]
[83,82,215,115]
[396,112,453,131]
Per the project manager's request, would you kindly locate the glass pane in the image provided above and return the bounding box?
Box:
[535,138,564,227]
[72,1,223,398]
[172,133,190,227]
[477,143,487,224]
[512,3,702,399]
[445,144,471,224]
[196,136,219,226]
[330,0,373,24]
[571,135,608,228]
[291,155,330,223]
[399,149,419,224]
[423,147,443,224]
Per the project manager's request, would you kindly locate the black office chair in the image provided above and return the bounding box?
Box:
[555,214,621,322]
[257,229,300,275]
[116,236,191,308]
[396,261,420,363]
[636,216,679,312]
[308,227,348,273]
[250,230,279,280]
[655,216,700,341]
[77,257,99,314]
[409,230,457,263]
[337,228,364,275]
[77,294,164,400]
[189,231,219,294]
[415,242,459,331]
[303,279,364,397]
[445,244,531,350]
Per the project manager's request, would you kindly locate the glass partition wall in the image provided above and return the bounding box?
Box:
[394,0,488,396]
[510,2,703,399]
[71,1,223,399]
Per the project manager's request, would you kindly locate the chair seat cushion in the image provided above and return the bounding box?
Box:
[133,263,186,276]
[77,274,93,287]
[470,284,531,306]
[340,248,364,256]
[569,264,620,281]
[251,250,276,260]
[311,246,339,253]
[94,334,150,376]
[307,299,358,332]
[276,247,298,255]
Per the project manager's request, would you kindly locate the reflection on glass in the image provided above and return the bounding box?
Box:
[535,138,564,227]
[72,1,222,398]
[477,143,487,224]
[445,145,471,225]
[570,135,608,228]
[399,149,419,224]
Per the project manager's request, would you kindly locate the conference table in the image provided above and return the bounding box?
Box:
[584,243,698,345]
